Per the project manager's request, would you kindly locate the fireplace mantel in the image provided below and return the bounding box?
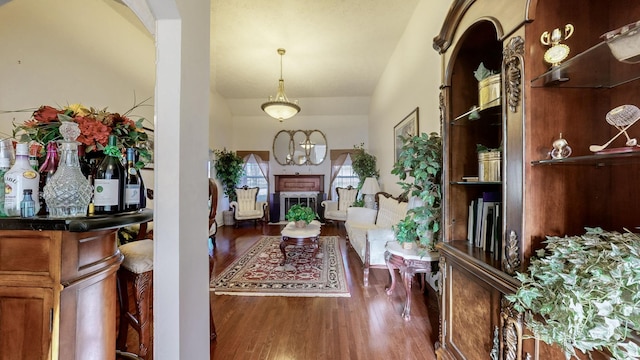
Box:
[274,174,324,192]
[271,175,326,222]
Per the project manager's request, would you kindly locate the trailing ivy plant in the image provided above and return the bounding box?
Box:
[213,149,244,203]
[351,143,379,188]
[390,132,442,250]
[506,227,640,360]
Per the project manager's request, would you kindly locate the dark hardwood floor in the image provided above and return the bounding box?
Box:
[209,222,439,360]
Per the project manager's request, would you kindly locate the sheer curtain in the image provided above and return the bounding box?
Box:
[329,148,360,200]
[237,151,270,202]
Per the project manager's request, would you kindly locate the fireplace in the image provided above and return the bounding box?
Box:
[271,174,325,222]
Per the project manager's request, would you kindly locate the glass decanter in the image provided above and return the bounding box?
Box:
[43,122,93,217]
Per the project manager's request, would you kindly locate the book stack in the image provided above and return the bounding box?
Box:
[467,191,502,260]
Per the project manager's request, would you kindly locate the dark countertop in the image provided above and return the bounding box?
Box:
[0,208,153,232]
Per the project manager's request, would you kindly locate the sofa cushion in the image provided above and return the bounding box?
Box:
[375,196,408,228]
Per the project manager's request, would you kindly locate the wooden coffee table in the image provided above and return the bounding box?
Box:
[280,220,322,266]
[384,241,439,320]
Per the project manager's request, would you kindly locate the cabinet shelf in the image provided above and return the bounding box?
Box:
[451,181,501,185]
[531,150,640,166]
[452,103,501,124]
[531,41,640,88]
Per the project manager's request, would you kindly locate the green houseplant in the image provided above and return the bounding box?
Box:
[285,205,318,226]
[506,227,640,360]
[390,132,442,250]
[351,143,379,188]
[213,149,244,203]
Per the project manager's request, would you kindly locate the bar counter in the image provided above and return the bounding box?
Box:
[0,209,153,360]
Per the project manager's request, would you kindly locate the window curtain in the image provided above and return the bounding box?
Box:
[329,151,350,200]
[237,150,269,196]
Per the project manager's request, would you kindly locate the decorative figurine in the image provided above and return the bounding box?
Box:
[540,24,574,67]
[590,104,640,152]
[550,133,572,159]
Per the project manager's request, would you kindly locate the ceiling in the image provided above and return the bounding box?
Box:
[210,0,421,100]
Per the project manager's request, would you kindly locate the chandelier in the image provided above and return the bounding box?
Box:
[261,48,300,122]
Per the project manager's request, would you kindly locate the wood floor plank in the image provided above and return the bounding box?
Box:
[210,223,439,359]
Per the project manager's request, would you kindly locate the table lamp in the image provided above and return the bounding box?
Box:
[360,177,380,209]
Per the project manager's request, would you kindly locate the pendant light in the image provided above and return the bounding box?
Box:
[261,48,300,122]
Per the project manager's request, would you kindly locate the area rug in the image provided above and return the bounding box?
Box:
[211,236,350,297]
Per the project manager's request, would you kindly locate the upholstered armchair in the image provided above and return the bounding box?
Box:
[344,192,408,286]
[321,185,358,227]
[229,185,267,228]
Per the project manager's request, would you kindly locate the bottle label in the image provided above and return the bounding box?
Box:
[125,184,141,206]
[93,179,120,206]
[4,167,40,216]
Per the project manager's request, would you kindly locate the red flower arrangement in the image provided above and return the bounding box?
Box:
[12,100,152,168]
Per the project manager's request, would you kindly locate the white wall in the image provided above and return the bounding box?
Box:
[210,90,233,217]
[230,111,369,194]
[369,0,451,196]
[0,0,156,192]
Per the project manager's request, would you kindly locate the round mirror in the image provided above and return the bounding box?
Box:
[292,131,308,165]
[273,130,294,165]
[272,129,327,166]
[307,130,327,165]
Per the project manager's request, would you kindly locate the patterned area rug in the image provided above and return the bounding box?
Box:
[212,236,350,297]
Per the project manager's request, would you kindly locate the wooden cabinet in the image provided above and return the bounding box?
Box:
[0,286,54,360]
[0,210,152,360]
[434,1,640,359]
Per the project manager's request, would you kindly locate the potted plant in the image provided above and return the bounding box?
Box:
[213,148,244,203]
[351,143,379,188]
[391,132,442,250]
[285,204,318,228]
[506,227,640,360]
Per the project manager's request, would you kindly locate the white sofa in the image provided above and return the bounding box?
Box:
[344,192,408,286]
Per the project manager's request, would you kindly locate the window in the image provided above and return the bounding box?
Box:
[331,154,359,200]
[239,155,268,202]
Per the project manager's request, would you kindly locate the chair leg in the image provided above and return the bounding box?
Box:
[134,272,153,359]
[116,272,130,351]
[209,252,217,341]
[117,269,153,360]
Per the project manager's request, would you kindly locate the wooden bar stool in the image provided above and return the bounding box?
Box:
[117,239,154,360]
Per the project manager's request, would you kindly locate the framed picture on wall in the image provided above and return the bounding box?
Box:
[394,107,419,163]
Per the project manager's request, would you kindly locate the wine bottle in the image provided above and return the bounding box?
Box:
[4,143,40,216]
[124,148,141,211]
[38,141,59,215]
[93,135,124,214]
[0,157,11,217]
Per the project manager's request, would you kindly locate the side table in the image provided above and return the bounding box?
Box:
[280,220,322,266]
[384,241,439,320]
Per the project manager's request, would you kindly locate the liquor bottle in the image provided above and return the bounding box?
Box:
[0,157,11,217]
[38,141,59,215]
[77,144,92,179]
[124,148,141,211]
[43,122,93,218]
[29,155,39,171]
[93,135,124,214]
[4,143,40,216]
[20,189,36,217]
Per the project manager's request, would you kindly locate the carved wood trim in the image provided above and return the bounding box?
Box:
[503,36,524,113]
[502,230,521,275]
[500,297,523,360]
[433,0,477,53]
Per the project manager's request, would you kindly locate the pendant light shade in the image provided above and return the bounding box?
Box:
[261,48,300,122]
